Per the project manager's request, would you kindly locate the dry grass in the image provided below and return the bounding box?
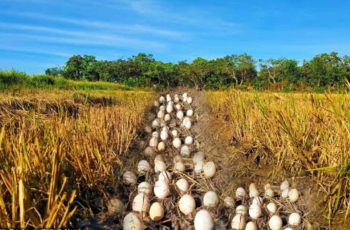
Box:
[206,90,350,223]
[0,89,152,228]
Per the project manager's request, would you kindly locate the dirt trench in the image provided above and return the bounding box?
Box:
[78,89,342,230]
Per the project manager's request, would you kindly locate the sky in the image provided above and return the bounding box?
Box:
[0,0,349,74]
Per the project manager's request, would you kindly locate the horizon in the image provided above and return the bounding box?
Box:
[0,0,349,74]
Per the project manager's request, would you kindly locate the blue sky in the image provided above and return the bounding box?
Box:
[0,0,349,74]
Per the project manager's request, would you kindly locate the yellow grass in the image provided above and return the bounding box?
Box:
[0,89,152,228]
[206,90,350,221]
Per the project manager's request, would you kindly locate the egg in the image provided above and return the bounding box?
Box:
[157,142,166,151]
[123,212,142,230]
[164,114,171,122]
[149,137,158,148]
[265,188,275,198]
[236,187,247,198]
[187,109,194,117]
[154,161,166,173]
[249,204,262,219]
[137,160,150,173]
[264,183,272,190]
[149,202,164,221]
[159,105,165,111]
[249,183,257,191]
[176,111,184,120]
[123,171,137,185]
[132,193,150,213]
[166,105,173,113]
[154,180,170,199]
[236,205,247,216]
[173,154,183,163]
[203,191,219,207]
[185,136,194,145]
[194,210,214,230]
[176,178,189,194]
[280,180,290,191]
[173,138,181,149]
[184,120,192,130]
[158,171,172,182]
[288,188,299,203]
[159,96,165,103]
[144,126,152,133]
[224,197,235,208]
[107,198,124,215]
[231,214,246,230]
[266,202,277,214]
[203,161,216,178]
[174,96,179,103]
[152,119,161,129]
[281,188,289,199]
[193,152,204,164]
[166,94,171,102]
[138,182,152,196]
[179,194,196,215]
[194,161,204,174]
[174,161,185,172]
[152,131,159,138]
[175,104,181,111]
[155,154,164,163]
[160,131,168,141]
[171,129,179,137]
[245,222,257,230]
[187,97,193,104]
[182,93,188,99]
[249,188,259,198]
[157,110,165,119]
[288,213,302,226]
[180,145,191,157]
[268,215,283,230]
[160,120,166,127]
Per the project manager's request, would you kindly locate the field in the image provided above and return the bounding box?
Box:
[0,87,349,229]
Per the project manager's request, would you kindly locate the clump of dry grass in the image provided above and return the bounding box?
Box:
[206,90,350,223]
[0,90,152,228]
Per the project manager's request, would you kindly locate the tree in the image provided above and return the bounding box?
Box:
[64,55,84,80]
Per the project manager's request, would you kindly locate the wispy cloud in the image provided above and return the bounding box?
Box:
[5,11,185,39]
[0,45,71,57]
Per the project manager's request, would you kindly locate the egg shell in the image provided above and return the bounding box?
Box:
[179,194,196,215]
[249,204,262,219]
[185,136,194,145]
[266,202,277,214]
[180,145,191,157]
[138,182,152,196]
[288,213,302,226]
[224,197,235,208]
[236,205,248,216]
[173,138,181,149]
[132,193,150,213]
[288,188,299,203]
[137,160,150,173]
[245,222,257,230]
[231,214,246,230]
[176,178,189,194]
[158,171,172,182]
[203,191,219,207]
[194,210,214,230]
[123,213,142,230]
[107,198,124,216]
[203,161,216,178]
[174,161,185,172]
[236,187,247,198]
[149,202,164,221]
[123,171,137,186]
[194,161,204,174]
[154,180,170,199]
[269,215,283,230]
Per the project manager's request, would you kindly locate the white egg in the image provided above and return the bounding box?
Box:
[224,197,235,208]
[203,191,219,207]
[268,215,283,230]
[174,96,179,103]
[182,93,188,99]
[159,96,165,103]
[231,214,246,230]
[185,136,194,145]
[154,180,170,199]
[157,141,166,151]
[176,178,189,194]
[179,194,196,215]
[249,188,259,198]
[194,161,204,174]
[132,193,150,214]
[155,154,164,163]
[152,131,159,138]
[194,210,214,230]
[173,154,183,163]
[281,188,289,199]
[166,105,173,113]
[173,138,181,149]
[236,205,248,216]
[152,119,160,129]
[158,171,172,182]
[157,110,165,119]
[149,202,164,221]
[154,161,166,173]
[180,145,191,157]
[187,97,193,104]
[164,113,171,122]
[123,212,142,230]
[288,188,299,203]
[265,188,275,198]
[107,198,124,215]
[280,180,290,191]
[249,183,257,191]
[245,222,257,230]
[174,161,185,172]
[236,187,247,198]
[176,111,184,120]
[159,105,165,111]
[166,94,171,102]
[123,171,137,185]
[288,213,302,226]
[144,147,155,157]
[175,104,181,111]
[137,160,150,173]
[171,129,179,137]
[184,120,192,130]
[149,137,158,148]
[266,202,277,214]
[203,161,216,178]
[249,204,262,219]
[138,182,152,196]
[252,196,263,206]
[187,109,194,117]
[160,131,168,141]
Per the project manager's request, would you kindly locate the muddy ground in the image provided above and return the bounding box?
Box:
[77,89,348,230]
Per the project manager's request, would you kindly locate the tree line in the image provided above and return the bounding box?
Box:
[45,52,350,91]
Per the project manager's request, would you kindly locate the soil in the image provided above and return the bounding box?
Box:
[76,89,349,230]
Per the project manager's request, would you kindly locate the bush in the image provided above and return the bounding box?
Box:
[0,69,27,85]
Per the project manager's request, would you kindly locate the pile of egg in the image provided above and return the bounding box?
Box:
[116,93,304,230]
